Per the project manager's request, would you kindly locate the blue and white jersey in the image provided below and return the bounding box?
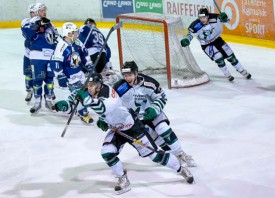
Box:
[21,18,32,58]
[24,16,58,51]
[51,39,87,84]
[78,25,107,56]
[21,18,32,49]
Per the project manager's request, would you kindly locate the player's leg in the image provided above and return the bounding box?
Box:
[101,131,130,195]
[23,55,33,101]
[202,42,234,81]
[146,113,196,167]
[227,53,252,79]
[214,37,251,79]
[128,126,194,184]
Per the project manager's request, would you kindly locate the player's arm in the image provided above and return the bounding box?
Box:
[181,19,201,47]
[142,75,167,120]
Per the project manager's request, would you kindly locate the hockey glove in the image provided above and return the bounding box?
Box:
[75,89,93,107]
[181,38,190,47]
[219,12,229,23]
[55,100,69,112]
[57,73,68,88]
[97,118,109,132]
[143,107,158,121]
[35,17,51,33]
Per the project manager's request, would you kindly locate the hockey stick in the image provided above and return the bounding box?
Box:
[112,128,164,154]
[61,22,123,137]
[213,0,221,13]
[213,0,230,22]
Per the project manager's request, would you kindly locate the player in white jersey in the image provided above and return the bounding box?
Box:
[181,8,251,81]
[54,73,194,194]
[21,3,36,102]
[113,61,196,167]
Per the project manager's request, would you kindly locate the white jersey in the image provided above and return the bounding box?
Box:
[113,73,167,120]
[89,84,135,131]
[187,13,223,46]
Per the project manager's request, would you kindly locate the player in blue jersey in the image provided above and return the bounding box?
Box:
[82,18,121,86]
[21,3,36,102]
[78,19,108,74]
[50,22,93,123]
[24,2,58,113]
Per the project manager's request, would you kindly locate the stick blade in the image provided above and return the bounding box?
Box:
[113,22,122,30]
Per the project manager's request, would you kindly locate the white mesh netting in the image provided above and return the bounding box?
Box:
[117,12,209,88]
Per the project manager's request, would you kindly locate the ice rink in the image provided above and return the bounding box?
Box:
[0,27,275,198]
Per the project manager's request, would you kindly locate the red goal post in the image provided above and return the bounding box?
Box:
[116,12,209,89]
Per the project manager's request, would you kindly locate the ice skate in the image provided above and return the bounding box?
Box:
[227,75,234,82]
[240,69,251,79]
[176,152,196,167]
[114,170,131,195]
[25,89,33,102]
[178,166,194,184]
[44,95,56,111]
[79,114,94,124]
[30,96,42,113]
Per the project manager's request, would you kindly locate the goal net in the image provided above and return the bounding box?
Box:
[116,12,209,88]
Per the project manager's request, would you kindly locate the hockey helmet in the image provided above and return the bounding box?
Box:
[122,61,138,74]
[28,3,36,13]
[198,8,209,17]
[33,2,47,13]
[62,22,79,38]
[84,18,96,26]
[89,72,103,84]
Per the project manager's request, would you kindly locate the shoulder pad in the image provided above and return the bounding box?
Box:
[139,73,159,90]
[114,80,130,96]
[98,84,111,98]
[21,18,30,27]
[188,19,203,32]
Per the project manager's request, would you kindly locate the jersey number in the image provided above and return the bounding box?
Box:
[92,31,104,45]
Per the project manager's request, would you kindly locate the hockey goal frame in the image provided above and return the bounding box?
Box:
[116,13,209,89]
[117,14,173,88]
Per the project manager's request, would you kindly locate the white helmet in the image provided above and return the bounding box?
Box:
[33,2,47,14]
[62,22,79,37]
[28,3,36,13]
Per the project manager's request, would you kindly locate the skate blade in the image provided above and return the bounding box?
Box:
[115,186,131,195]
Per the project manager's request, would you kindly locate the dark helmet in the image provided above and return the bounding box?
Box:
[122,61,138,74]
[89,72,103,84]
[198,8,209,17]
[84,18,96,26]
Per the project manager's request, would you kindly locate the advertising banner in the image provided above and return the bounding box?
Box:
[163,0,215,27]
[102,0,134,19]
[134,0,163,13]
[215,0,275,40]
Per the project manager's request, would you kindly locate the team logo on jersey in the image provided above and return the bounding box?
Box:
[45,28,55,44]
[201,26,214,40]
[70,52,81,68]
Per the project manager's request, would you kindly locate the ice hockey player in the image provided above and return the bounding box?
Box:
[50,22,93,123]
[24,2,58,113]
[113,61,196,167]
[181,8,251,81]
[78,18,109,74]
[82,18,121,86]
[54,73,194,194]
[21,3,36,102]
[84,18,113,73]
